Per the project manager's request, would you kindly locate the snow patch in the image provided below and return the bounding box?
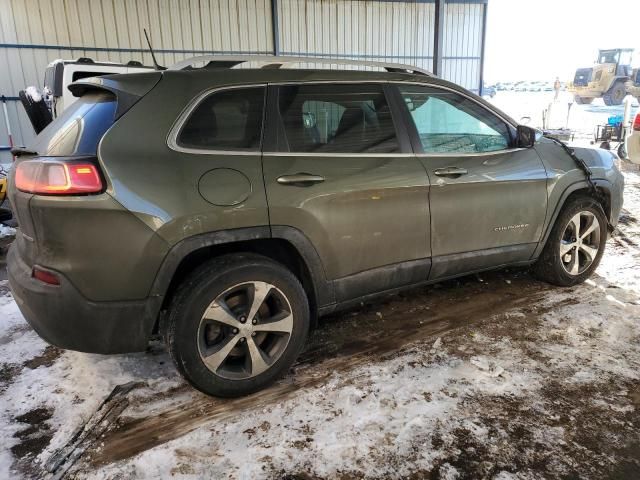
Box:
[0,224,15,239]
[24,86,42,103]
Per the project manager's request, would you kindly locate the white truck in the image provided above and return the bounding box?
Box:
[20,57,153,133]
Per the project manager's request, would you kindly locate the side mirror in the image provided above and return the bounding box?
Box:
[516,125,537,148]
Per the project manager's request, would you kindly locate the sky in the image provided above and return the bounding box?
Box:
[484,0,640,83]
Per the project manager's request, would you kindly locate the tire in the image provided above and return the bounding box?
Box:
[166,253,310,397]
[603,82,626,106]
[617,142,627,160]
[574,96,593,105]
[532,196,607,287]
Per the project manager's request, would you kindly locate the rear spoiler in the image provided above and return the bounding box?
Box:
[68,72,162,120]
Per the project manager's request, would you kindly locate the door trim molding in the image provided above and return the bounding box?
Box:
[262,152,416,158]
[429,243,537,280]
[416,148,528,158]
[332,258,432,303]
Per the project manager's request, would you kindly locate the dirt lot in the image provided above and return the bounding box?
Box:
[1,166,639,479]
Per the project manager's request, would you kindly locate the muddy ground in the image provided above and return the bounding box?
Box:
[1,167,639,480]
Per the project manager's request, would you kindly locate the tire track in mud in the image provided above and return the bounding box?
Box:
[85,272,562,468]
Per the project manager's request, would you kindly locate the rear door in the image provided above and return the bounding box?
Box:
[393,84,548,279]
[262,83,431,302]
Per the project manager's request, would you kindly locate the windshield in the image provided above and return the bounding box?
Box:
[28,92,116,156]
[598,50,620,64]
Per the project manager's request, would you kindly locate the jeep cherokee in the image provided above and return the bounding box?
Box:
[6,56,624,397]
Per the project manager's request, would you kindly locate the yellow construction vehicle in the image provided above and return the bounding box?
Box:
[568,48,634,105]
[626,68,640,102]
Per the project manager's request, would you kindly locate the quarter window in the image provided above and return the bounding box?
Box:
[30,92,116,156]
[177,87,265,150]
[398,86,511,154]
[275,84,399,153]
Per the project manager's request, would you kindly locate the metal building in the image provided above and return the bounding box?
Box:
[0,0,488,164]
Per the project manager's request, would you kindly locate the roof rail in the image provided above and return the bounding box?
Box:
[168,55,433,77]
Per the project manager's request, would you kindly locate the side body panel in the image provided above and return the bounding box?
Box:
[263,153,431,282]
[99,73,271,249]
[532,140,624,258]
[422,148,549,278]
[425,148,549,254]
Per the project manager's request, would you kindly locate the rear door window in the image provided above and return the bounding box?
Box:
[176,87,266,151]
[29,91,117,156]
[274,84,399,154]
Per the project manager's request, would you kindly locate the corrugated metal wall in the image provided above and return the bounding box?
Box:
[277,0,435,73]
[441,1,484,90]
[0,0,486,164]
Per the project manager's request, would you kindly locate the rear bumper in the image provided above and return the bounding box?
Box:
[7,245,159,354]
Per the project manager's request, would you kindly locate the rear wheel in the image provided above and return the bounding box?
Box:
[574,96,593,105]
[603,82,626,106]
[618,142,627,160]
[533,196,607,286]
[166,253,310,397]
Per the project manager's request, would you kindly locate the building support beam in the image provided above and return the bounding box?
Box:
[271,0,280,56]
[478,1,488,94]
[433,0,445,76]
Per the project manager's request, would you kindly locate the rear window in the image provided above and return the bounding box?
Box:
[29,92,117,156]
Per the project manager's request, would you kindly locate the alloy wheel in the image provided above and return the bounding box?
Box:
[197,281,294,380]
[559,211,601,275]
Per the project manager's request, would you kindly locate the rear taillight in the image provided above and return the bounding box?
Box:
[32,267,60,286]
[633,114,640,131]
[15,159,103,195]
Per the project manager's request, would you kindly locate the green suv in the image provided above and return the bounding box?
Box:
[7,56,624,397]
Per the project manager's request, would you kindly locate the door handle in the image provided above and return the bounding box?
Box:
[276,173,325,186]
[433,166,468,178]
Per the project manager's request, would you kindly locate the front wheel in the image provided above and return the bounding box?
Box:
[532,196,607,286]
[166,254,310,397]
[603,82,626,106]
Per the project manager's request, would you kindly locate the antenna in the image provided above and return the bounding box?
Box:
[144,28,166,71]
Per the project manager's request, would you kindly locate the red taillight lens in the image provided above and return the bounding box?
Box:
[633,114,640,131]
[32,267,60,286]
[15,160,103,195]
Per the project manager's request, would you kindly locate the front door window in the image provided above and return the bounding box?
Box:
[398,86,511,154]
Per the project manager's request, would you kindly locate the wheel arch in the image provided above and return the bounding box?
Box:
[605,76,629,93]
[533,179,612,259]
[148,226,334,335]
